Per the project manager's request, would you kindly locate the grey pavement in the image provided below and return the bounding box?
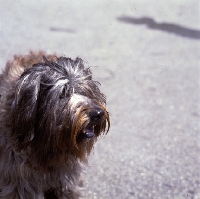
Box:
[0,0,200,198]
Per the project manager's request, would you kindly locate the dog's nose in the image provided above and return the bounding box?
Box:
[90,108,104,121]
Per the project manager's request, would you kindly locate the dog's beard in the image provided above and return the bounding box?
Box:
[31,97,109,170]
[70,97,110,159]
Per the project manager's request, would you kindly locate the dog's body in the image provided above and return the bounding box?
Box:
[0,52,110,199]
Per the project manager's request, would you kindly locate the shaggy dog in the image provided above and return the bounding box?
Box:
[0,52,110,199]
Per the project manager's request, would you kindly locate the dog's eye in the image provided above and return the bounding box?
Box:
[60,86,71,99]
[60,87,66,99]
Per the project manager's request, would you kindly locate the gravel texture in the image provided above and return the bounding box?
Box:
[0,0,200,198]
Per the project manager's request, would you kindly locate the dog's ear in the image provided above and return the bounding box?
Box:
[11,72,42,149]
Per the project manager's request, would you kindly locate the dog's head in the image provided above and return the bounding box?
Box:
[10,56,110,169]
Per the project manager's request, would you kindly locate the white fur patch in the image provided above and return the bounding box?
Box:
[69,94,90,111]
[55,79,69,87]
[70,94,88,104]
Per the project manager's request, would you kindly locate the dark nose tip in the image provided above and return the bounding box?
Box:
[90,108,104,121]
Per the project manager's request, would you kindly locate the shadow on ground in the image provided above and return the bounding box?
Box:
[117,16,200,40]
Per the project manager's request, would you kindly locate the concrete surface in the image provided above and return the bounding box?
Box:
[0,0,200,198]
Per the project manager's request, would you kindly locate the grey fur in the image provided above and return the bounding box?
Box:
[0,52,110,199]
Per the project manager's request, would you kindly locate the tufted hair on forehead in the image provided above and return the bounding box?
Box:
[17,56,106,104]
